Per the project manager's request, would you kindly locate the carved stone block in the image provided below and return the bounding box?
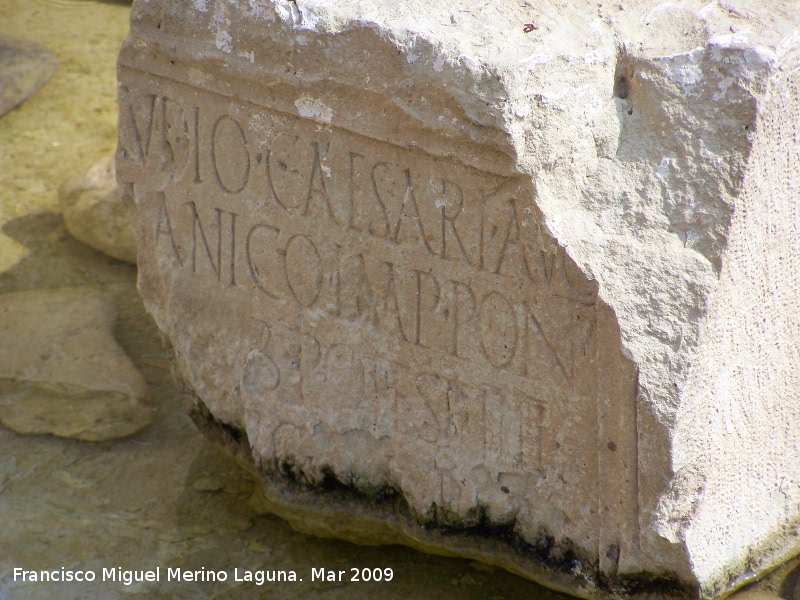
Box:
[117,1,800,596]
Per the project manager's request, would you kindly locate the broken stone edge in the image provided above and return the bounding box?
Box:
[183,382,691,600]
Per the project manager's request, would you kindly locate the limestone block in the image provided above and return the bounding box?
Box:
[59,154,138,264]
[0,288,151,441]
[117,1,800,596]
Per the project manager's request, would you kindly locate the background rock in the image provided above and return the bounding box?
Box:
[59,154,138,263]
[0,287,151,441]
[0,36,58,118]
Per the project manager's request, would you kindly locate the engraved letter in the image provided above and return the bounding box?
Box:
[212,115,250,193]
[392,169,433,255]
[413,270,441,348]
[449,280,476,357]
[479,291,518,368]
[119,89,156,167]
[438,179,472,265]
[162,96,190,174]
[186,202,221,280]
[284,234,323,307]
[381,262,411,343]
[304,142,338,224]
[192,107,202,183]
[155,192,182,265]
[242,326,281,394]
[334,246,377,323]
[349,155,390,237]
[246,224,281,298]
[483,386,522,471]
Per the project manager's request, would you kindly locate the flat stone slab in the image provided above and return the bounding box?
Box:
[0,288,151,441]
[0,36,57,118]
[117,1,800,596]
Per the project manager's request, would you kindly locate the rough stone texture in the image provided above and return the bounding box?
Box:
[0,36,57,118]
[117,1,800,596]
[0,288,151,441]
[59,154,138,263]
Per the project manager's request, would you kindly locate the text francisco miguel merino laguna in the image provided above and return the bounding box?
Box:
[13,568,299,586]
[13,566,395,585]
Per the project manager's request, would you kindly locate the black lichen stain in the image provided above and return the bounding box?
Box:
[189,395,695,598]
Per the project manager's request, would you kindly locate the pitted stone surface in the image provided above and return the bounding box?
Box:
[118,1,800,596]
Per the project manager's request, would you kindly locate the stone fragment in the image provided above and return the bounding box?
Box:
[117,1,800,596]
[59,154,138,263]
[0,288,151,441]
[0,36,58,118]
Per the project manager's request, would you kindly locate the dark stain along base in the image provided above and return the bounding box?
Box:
[188,395,693,599]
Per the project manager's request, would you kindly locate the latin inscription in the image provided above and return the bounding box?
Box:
[119,79,602,511]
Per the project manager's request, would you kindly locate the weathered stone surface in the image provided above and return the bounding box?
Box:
[117,1,800,596]
[0,288,151,441]
[0,36,57,118]
[59,154,138,263]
